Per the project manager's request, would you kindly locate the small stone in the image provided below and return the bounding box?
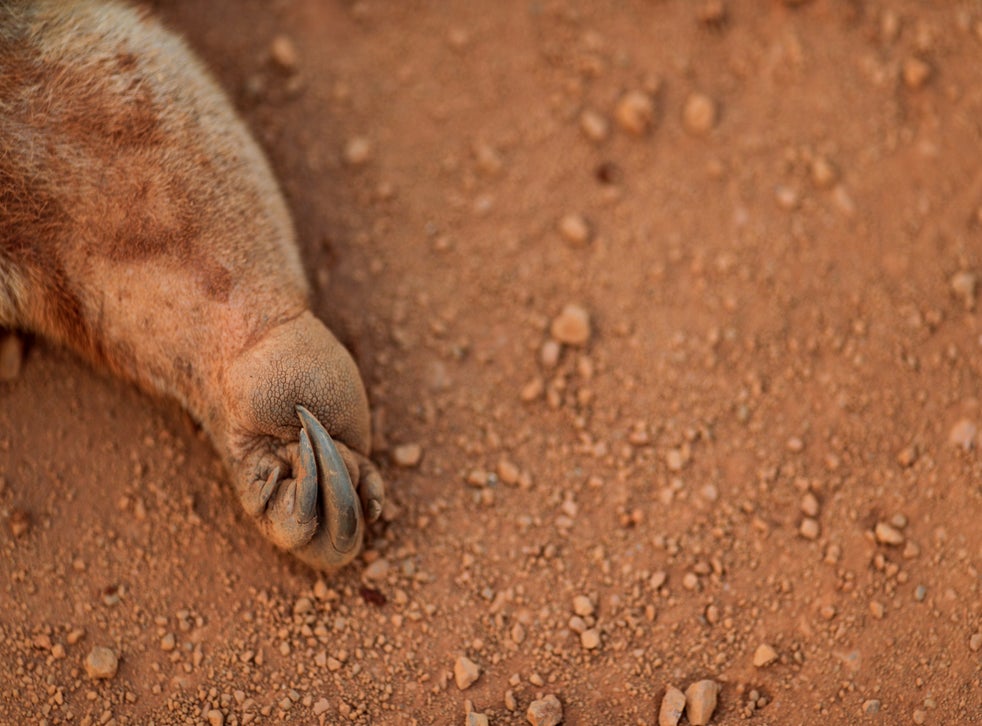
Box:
[682,92,717,135]
[863,699,881,715]
[969,632,982,652]
[343,137,373,166]
[810,157,837,189]
[684,680,720,725]
[874,522,904,546]
[753,643,778,667]
[949,418,977,450]
[800,492,820,517]
[697,1,727,27]
[658,686,686,726]
[775,185,799,209]
[467,714,490,726]
[540,340,561,368]
[580,109,610,142]
[550,304,591,346]
[206,709,224,726]
[454,656,481,690]
[572,595,594,617]
[497,459,520,485]
[897,444,918,468]
[869,600,885,619]
[269,35,299,71]
[313,699,330,716]
[903,57,931,89]
[293,596,313,615]
[526,694,563,726]
[615,91,655,135]
[160,633,176,652]
[558,213,591,246]
[799,517,820,540]
[8,508,30,537]
[392,443,423,468]
[362,557,390,582]
[0,334,24,382]
[84,646,119,680]
[580,628,601,649]
[913,708,927,724]
[951,271,977,310]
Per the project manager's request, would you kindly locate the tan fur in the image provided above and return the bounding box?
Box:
[0,1,380,569]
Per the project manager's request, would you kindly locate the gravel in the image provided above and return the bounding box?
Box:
[526,694,563,726]
[684,680,719,725]
[682,93,717,135]
[753,643,778,667]
[454,656,481,690]
[550,304,591,346]
[658,686,686,726]
[84,646,119,680]
[558,213,591,246]
[392,443,423,467]
[615,91,655,135]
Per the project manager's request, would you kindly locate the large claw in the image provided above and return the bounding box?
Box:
[294,405,364,568]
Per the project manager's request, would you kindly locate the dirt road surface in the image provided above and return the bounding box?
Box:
[2,1,981,724]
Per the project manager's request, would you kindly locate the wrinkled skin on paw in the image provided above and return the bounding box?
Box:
[219,312,384,570]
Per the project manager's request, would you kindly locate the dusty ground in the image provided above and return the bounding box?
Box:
[2,0,982,724]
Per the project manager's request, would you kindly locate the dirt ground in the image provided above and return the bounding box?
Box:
[2,0,981,724]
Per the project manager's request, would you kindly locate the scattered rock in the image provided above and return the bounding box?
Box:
[799,517,820,540]
[615,91,655,135]
[392,443,423,468]
[572,595,594,617]
[969,632,982,652]
[863,699,881,715]
[902,57,931,89]
[362,557,390,582]
[697,1,727,28]
[467,713,490,726]
[454,656,481,690]
[580,109,610,143]
[558,213,591,246]
[658,686,686,726]
[343,136,373,166]
[951,271,977,310]
[526,694,563,726]
[0,333,24,382]
[206,709,224,726]
[874,522,904,546]
[269,34,299,71]
[313,699,330,716]
[84,646,119,680]
[949,418,977,450]
[8,508,30,538]
[550,304,591,346]
[810,157,837,188]
[580,628,601,649]
[682,93,717,135]
[753,643,779,667]
[684,680,719,725]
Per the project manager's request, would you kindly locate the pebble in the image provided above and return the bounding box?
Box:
[682,93,717,135]
[948,418,977,450]
[810,157,837,188]
[658,686,686,726]
[799,518,820,540]
[550,304,591,346]
[863,699,881,715]
[572,595,594,617]
[269,35,299,71]
[615,91,655,135]
[526,694,563,726]
[969,632,982,652]
[540,340,561,368]
[902,57,931,89]
[580,628,601,649]
[684,680,719,725]
[800,492,820,517]
[951,271,977,310]
[753,643,778,667]
[84,646,119,680]
[580,109,610,142]
[343,136,373,166]
[558,213,591,246]
[874,522,904,546]
[454,656,481,690]
[912,708,927,724]
[775,185,799,209]
[392,443,423,468]
[160,633,176,652]
[206,709,224,726]
[362,557,390,582]
[0,334,23,382]
[467,713,490,726]
[8,508,30,537]
[313,699,330,716]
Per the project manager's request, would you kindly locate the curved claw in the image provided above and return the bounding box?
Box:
[294,430,318,524]
[296,405,362,558]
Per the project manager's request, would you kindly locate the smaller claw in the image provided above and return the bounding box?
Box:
[294,430,318,524]
[258,466,281,511]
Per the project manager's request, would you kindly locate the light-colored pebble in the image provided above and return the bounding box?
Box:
[343,137,373,166]
[84,646,119,680]
[550,304,591,346]
[869,600,885,619]
[949,418,977,450]
[580,109,609,142]
[658,686,686,726]
[951,271,977,310]
[526,694,563,726]
[558,213,591,246]
[969,632,982,652]
[572,595,594,617]
[682,93,717,135]
[392,443,423,468]
[810,156,837,188]
[313,698,330,716]
[160,633,176,652]
[753,643,778,667]
[269,35,298,71]
[467,713,490,726]
[580,628,601,649]
[206,709,224,726]
[684,680,719,725]
[362,557,390,581]
[863,699,881,714]
[799,518,820,540]
[874,522,904,546]
[800,492,820,517]
[0,334,24,382]
[615,91,655,135]
[454,656,481,690]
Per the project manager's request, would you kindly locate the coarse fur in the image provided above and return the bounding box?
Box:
[0,0,383,569]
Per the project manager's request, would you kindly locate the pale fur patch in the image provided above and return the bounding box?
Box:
[0,256,26,327]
